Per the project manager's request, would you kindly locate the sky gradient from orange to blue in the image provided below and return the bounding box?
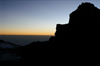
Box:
[0,0,100,35]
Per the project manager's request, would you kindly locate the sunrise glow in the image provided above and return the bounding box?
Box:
[0,0,100,35]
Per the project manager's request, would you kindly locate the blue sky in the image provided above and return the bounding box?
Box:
[0,0,100,35]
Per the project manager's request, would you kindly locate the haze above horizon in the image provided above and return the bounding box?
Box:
[0,0,100,35]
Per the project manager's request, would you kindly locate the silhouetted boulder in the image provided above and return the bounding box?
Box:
[48,3,100,64]
[54,2,100,42]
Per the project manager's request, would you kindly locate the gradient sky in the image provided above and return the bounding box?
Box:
[0,0,100,35]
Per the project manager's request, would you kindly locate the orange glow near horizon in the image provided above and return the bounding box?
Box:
[0,34,54,36]
[0,24,55,36]
[0,32,54,35]
[0,31,55,36]
[0,27,55,36]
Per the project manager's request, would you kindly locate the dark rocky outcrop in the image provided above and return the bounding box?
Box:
[55,2,100,38]
[49,3,100,65]
[12,2,100,65]
[53,2,100,47]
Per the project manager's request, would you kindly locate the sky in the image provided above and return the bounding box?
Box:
[0,0,100,35]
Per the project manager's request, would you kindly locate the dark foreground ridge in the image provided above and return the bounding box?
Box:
[6,2,100,65]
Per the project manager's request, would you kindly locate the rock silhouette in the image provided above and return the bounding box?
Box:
[55,2,100,38]
[13,2,100,65]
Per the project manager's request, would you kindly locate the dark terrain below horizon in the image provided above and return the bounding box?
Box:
[0,35,52,46]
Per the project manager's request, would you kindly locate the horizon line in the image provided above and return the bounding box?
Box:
[2,34,55,36]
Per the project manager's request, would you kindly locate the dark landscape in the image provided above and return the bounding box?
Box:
[0,2,100,65]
